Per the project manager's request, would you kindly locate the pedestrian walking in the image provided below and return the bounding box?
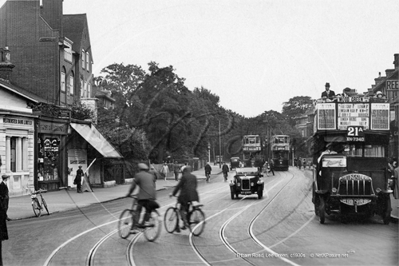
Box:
[269,160,275,176]
[205,163,212,182]
[173,161,180,181]
[74,166,83,193]
[297,157,302,169]
[161,162,169,181]
[222,162,229,182]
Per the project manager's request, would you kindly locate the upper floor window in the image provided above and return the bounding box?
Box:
[87,83,91,98]
[61,67,66,92]
[86,52,90,71]
[82,49,85,69]
[64,41,72,62]
[69,72,74,95]
[80,77,84,97]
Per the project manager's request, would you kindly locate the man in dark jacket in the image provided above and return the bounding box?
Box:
[222,163,229,182]
[171,166,199,232]
[204,163,212,182]
[0,175,9,241]
[126,163,157,229]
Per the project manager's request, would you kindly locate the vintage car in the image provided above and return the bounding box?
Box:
[230,157,241,170]
[229,167,264,199]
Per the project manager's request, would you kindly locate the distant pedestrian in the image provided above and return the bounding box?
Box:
[205,163,212,182]
[173,161,180,181]
[222,162,229,182]
[297,157,302,169]
[74,166,83,193]
[269,160,275,176]
[161,162,169,181]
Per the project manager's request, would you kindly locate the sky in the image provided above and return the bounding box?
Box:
[1,0,398,117]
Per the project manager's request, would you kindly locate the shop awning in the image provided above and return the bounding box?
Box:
[70,123,123,158]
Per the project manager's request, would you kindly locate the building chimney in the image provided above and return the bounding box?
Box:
[41,0,63,32]
[385,69,394,77]
[394,53,399,69]
[0,47,15,81]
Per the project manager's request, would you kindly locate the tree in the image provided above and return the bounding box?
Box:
[282,96,314,126]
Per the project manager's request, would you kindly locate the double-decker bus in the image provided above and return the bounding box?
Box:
[270,135,290,171]
[312,96,392,224]
[242,135,263,168]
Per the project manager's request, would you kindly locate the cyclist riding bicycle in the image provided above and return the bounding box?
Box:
[126,163,158,231]
[170,166,199,233]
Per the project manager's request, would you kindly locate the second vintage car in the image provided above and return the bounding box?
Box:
[229,167,264,199]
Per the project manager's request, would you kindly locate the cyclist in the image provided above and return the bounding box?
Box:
[126,163,158,231]
[170,166,199,233]
[205,162,212,182]
[222,162,229,182]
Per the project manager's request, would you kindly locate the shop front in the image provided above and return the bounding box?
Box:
[69,122,123,187]
[36,118,68,191]
[0,115,36,197]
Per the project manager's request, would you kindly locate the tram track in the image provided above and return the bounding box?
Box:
[186,177,286,265]
[210,170,313,266]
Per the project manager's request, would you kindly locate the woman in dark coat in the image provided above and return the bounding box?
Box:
[171,166,199,231]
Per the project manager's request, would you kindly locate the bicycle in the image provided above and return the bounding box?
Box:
[118,196,161,242]
[164,198,205,236]
[30,189,49,217]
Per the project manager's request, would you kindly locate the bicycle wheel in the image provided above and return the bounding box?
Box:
[144,210,161,242]
[164,207,178,233]
[118,209,134,239]
[188,208,205,236]
[32,198,41,217]
[41,198,50,215]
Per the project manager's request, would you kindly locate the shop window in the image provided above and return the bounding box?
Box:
[38,137,60,181]
[10,137,16,172]
[8,137,27,172]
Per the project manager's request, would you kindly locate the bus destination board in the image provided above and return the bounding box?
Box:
[371,103,390,130]
[317,103,336,130]
[337,103,369,130]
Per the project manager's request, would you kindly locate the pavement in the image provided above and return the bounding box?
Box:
[7,164,223,221]
[6,164,398,222]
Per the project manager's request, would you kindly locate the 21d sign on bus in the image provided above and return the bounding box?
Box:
[312,97,392,224]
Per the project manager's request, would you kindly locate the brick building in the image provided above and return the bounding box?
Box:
[0,0,122,192]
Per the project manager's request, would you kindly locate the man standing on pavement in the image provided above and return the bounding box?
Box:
[0,174,9,266]
[170,166,199,232]
[222,162,229,182]
[126,163,158,229]
[74,166,83,193]
[0,175,10,221]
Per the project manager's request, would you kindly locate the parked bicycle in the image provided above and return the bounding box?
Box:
[118,196,161,242]
[31,189,49,217]
[164,198,205,236]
